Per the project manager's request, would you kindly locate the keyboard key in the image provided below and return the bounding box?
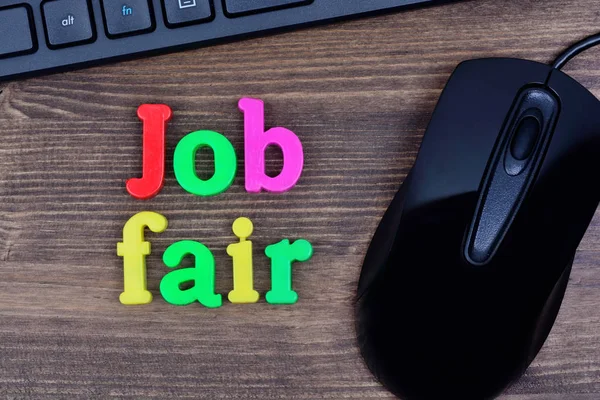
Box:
[102,0,155,38]
[224,0,313,17]
[162,0,213,28]
[0,5,36,59]
[42,0,95,49]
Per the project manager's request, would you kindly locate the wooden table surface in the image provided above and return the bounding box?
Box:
[2,0,600,398]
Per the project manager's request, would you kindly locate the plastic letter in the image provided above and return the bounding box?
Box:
[265,239,313,305]
[173,130,237,196]
[126,104,172,200]
[117,211,168,305]
[239,98,304,193]
[160,240,222,308]
[227,217,259,304]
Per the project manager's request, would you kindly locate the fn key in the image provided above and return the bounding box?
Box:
[0,5,36,59]
[102,0,155,38]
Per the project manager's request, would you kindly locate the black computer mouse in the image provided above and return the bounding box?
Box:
[356,58,600,400]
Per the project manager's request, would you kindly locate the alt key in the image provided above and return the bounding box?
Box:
[42,0,95,49]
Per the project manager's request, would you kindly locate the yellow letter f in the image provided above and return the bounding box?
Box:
[117,211,168,305]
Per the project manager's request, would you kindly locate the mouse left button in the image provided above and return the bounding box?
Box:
[357,173,412,299]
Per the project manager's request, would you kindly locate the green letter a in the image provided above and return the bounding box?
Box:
[160,240,222,308]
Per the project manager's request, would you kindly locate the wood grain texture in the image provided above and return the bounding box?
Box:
[1,0,600,398]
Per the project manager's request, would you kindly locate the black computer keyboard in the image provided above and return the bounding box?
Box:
[0,0,456,82]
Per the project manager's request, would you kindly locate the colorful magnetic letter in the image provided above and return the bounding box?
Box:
[160,240,222,308]
[173,130,237,196]
[265,239,313,305]
[117,211,168,305]
[227,217,260,304]
[126,104,172,200]
[239,98,305,193]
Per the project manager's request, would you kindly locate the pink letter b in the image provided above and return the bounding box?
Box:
[239,98,304,193]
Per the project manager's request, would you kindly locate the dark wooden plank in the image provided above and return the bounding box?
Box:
[1,0,600,397]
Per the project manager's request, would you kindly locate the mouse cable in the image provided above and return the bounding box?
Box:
[552,33,600,70]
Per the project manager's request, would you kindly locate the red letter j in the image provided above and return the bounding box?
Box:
[126,104,172,200]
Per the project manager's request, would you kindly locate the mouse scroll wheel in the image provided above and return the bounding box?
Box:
[510,116,541,161]
[464,87,560,266]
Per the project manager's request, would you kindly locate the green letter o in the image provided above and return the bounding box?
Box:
[174,130,237,196]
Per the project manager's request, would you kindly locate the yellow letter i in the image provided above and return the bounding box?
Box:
[227,217,260,304]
